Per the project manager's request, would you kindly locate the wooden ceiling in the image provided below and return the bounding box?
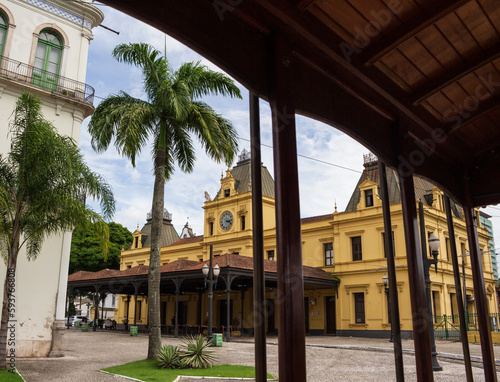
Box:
[99,0,500,207]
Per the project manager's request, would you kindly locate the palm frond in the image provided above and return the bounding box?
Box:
[176,61,242,99]
[89,92,157,166]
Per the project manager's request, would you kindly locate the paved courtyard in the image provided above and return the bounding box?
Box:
[16,329,500,381]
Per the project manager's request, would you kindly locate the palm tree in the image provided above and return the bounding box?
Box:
[0,92,115,369]
[88,43,241,358]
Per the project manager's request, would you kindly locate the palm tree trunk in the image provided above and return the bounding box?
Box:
[0,245,19,370]
[147,148,165,359]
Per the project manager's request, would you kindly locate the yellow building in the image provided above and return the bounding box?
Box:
[105,152,498,338]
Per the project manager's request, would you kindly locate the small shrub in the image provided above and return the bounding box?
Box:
[180,335,217,369]
[156,345,182,369]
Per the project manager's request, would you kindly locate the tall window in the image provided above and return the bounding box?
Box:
[137,301,142,320]
[365,189,374,207]
[382,232,395,258]
[352,236,362,261]
[0,14,7,60]
[445,238,451,261]
[209,222,214,236]
[32,30,62,91]
[354,293,365,324]
[267,250,275,261]
[324,242,333,266]
[241,215,246,230]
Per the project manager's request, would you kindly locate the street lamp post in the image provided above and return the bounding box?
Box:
[382,274,393,342]
[424,232,443,372]
[202,246,220,345]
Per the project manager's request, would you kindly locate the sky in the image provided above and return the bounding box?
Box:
[81,4,500,252]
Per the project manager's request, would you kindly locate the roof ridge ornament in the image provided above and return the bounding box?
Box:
[238,149,251,162]
[147,208,172,221]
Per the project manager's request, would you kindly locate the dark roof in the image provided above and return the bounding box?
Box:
[138,218,180,248]
[345,160,463,219]
[216,158,275,199]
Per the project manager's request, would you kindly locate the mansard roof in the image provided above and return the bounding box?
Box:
[215,155,275,199]
[345,158,463,219]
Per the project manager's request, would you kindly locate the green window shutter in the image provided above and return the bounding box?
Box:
[0,14,8,60]
[32,30,62,91]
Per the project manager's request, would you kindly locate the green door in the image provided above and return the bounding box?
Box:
[32,31,62,91]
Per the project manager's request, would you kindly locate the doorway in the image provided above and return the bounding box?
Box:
[304,297,310,334]
[325,296,336,334]
[219,299,233,329]
[266,299,276,334]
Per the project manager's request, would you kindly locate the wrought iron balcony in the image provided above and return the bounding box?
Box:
[0,56,95,105]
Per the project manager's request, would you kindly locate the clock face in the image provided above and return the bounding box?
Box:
[220,211,233,231]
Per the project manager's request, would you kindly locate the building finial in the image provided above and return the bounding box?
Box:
[334,200,338,214]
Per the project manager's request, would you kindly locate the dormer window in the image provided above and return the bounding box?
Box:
[224,189,230,197]
[365,189,373,207]
[134,237,139,248]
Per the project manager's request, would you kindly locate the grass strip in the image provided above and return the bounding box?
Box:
[0,368,24,381]
[102,359,274,382]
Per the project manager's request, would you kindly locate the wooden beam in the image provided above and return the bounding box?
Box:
[412,43,500,106]
[250,93,268,382]
[449,95,500,133]
[398,169,434,382]
[444,195,474,382]
[379,161,405,381]
[363,0,471,65]
[463,181,498,381]
[295,0,319,12]
[271,34,307,382]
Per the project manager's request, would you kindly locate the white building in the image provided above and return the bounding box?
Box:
[74,293,118,320]
[0,0,103,357]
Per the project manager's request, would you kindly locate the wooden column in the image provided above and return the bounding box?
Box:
[250,92,267,382]
[463,180,497,381]
[444,195,473,382]
[378,161,404,381]
[270,35,306,382]
[93,287,100,332]
[398,170,433,381]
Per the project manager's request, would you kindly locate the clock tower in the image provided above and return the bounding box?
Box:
[202,150,276,258]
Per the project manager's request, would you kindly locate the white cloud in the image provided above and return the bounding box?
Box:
[87,5,482,258]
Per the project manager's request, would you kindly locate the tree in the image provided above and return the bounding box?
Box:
[70,222,133,273]
[88,43,241,358]
[0,92,115,369]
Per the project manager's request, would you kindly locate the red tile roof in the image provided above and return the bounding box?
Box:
[170,235,204,246]
[301,214,333,224]
[67,254,335,282]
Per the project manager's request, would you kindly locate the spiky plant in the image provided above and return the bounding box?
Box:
[156,345,182,369]
[180,335,217,369]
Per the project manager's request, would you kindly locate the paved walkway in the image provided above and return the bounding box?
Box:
[16,328,500,381]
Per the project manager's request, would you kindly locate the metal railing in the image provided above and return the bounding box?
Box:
[433,313,500,339]
[0,56,95,105]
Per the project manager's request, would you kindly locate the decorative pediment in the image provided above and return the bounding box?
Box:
[356,179,381,209]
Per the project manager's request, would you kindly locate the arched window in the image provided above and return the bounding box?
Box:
[32,30,62,90]
[0,14,7,59]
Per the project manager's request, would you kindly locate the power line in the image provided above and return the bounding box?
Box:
[239,137,362,174]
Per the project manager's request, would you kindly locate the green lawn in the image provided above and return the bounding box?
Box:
[101,359,275,382]
[0,368,24,381]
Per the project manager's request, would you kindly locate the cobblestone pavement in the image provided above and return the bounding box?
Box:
[16,328,500,381]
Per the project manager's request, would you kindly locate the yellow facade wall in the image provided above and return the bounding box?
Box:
[116,169,498,337]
